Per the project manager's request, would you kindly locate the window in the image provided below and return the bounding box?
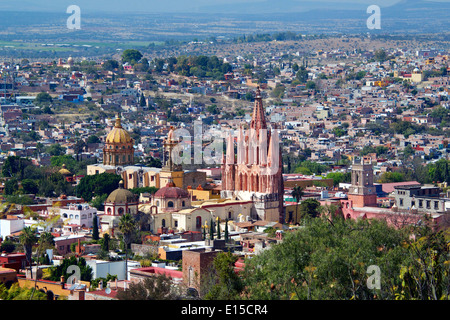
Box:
[434,201,439,210]
[168,201,174,208]
[196,216,202,228]
[419,200,423,208]
[228,211,232,219]
[182,201,185,207]
[426,200,431,209]
[399,198,403,207]
[174,220,178,228]
[156,200,160,206]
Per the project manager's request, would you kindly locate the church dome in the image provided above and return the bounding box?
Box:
[105,114,133,144]
[154,181,190,199]
[58,164,72,176]
[105,181,138,204]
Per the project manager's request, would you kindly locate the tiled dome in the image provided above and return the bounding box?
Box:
[105,181,138,204]
[154,181,190,199]
[105,114,133,144]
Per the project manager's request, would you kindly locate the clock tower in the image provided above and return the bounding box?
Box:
[348,156,377,208]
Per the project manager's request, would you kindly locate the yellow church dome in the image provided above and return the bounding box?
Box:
[58,164,72,176]
[105,114,133,144]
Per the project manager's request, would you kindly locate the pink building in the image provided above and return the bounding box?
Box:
[221,87,284,222]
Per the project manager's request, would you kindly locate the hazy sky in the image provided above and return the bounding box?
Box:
[0,0,447,14]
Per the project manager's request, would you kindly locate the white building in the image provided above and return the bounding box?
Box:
[0,218,24,239]
[59,203,98,229]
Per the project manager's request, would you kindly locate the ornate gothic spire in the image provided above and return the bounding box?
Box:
[250,86,267,136]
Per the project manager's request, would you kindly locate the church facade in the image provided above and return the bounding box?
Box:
[221,87,284,223]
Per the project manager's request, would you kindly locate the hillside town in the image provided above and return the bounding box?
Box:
[0,35,450,301]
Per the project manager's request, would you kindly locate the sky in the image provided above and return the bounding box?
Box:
[0,0,447,15]
[0,0,417,14]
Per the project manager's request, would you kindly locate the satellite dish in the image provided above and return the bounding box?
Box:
[105,288,111,295]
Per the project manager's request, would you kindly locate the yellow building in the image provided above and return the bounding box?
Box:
[103,113,135,167]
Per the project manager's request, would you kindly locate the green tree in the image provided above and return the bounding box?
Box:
[35,92,52,105]
[291,186,304,223]
[299,198,321,219]
[19,227,38,280]
[374,49,388,62]
[210,219,214,240]
[378,172,405,183]
[46,144,66,156]
[325,172,351,187]
[92,214,99,241]
[296,66,308,83]
[2,156,32,178]
[203,252,243,300]
[121,49,143,65]
[101,233,111,252]
[241,217,412,300]
[103,59,119,71]
[4,178,19,195]
[48,256,93,283]
[21,179,39,194]
[119,213,137,281]
[76,173,122,202]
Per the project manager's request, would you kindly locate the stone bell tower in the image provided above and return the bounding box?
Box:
[348,156,377,208]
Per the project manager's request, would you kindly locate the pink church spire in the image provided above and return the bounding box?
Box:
[250,87,267,137]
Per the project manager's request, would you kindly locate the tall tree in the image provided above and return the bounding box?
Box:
[209,219,214,240]
[291,186,304,223]
[92,214,99,241]
[119,213,137,281]
[19,227,38,280]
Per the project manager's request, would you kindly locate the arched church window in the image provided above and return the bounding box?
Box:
[161,219,166,227]
[168,201,174,208]
[182,201,185,207]
[118,208,124,215]
[196,216,202,228]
